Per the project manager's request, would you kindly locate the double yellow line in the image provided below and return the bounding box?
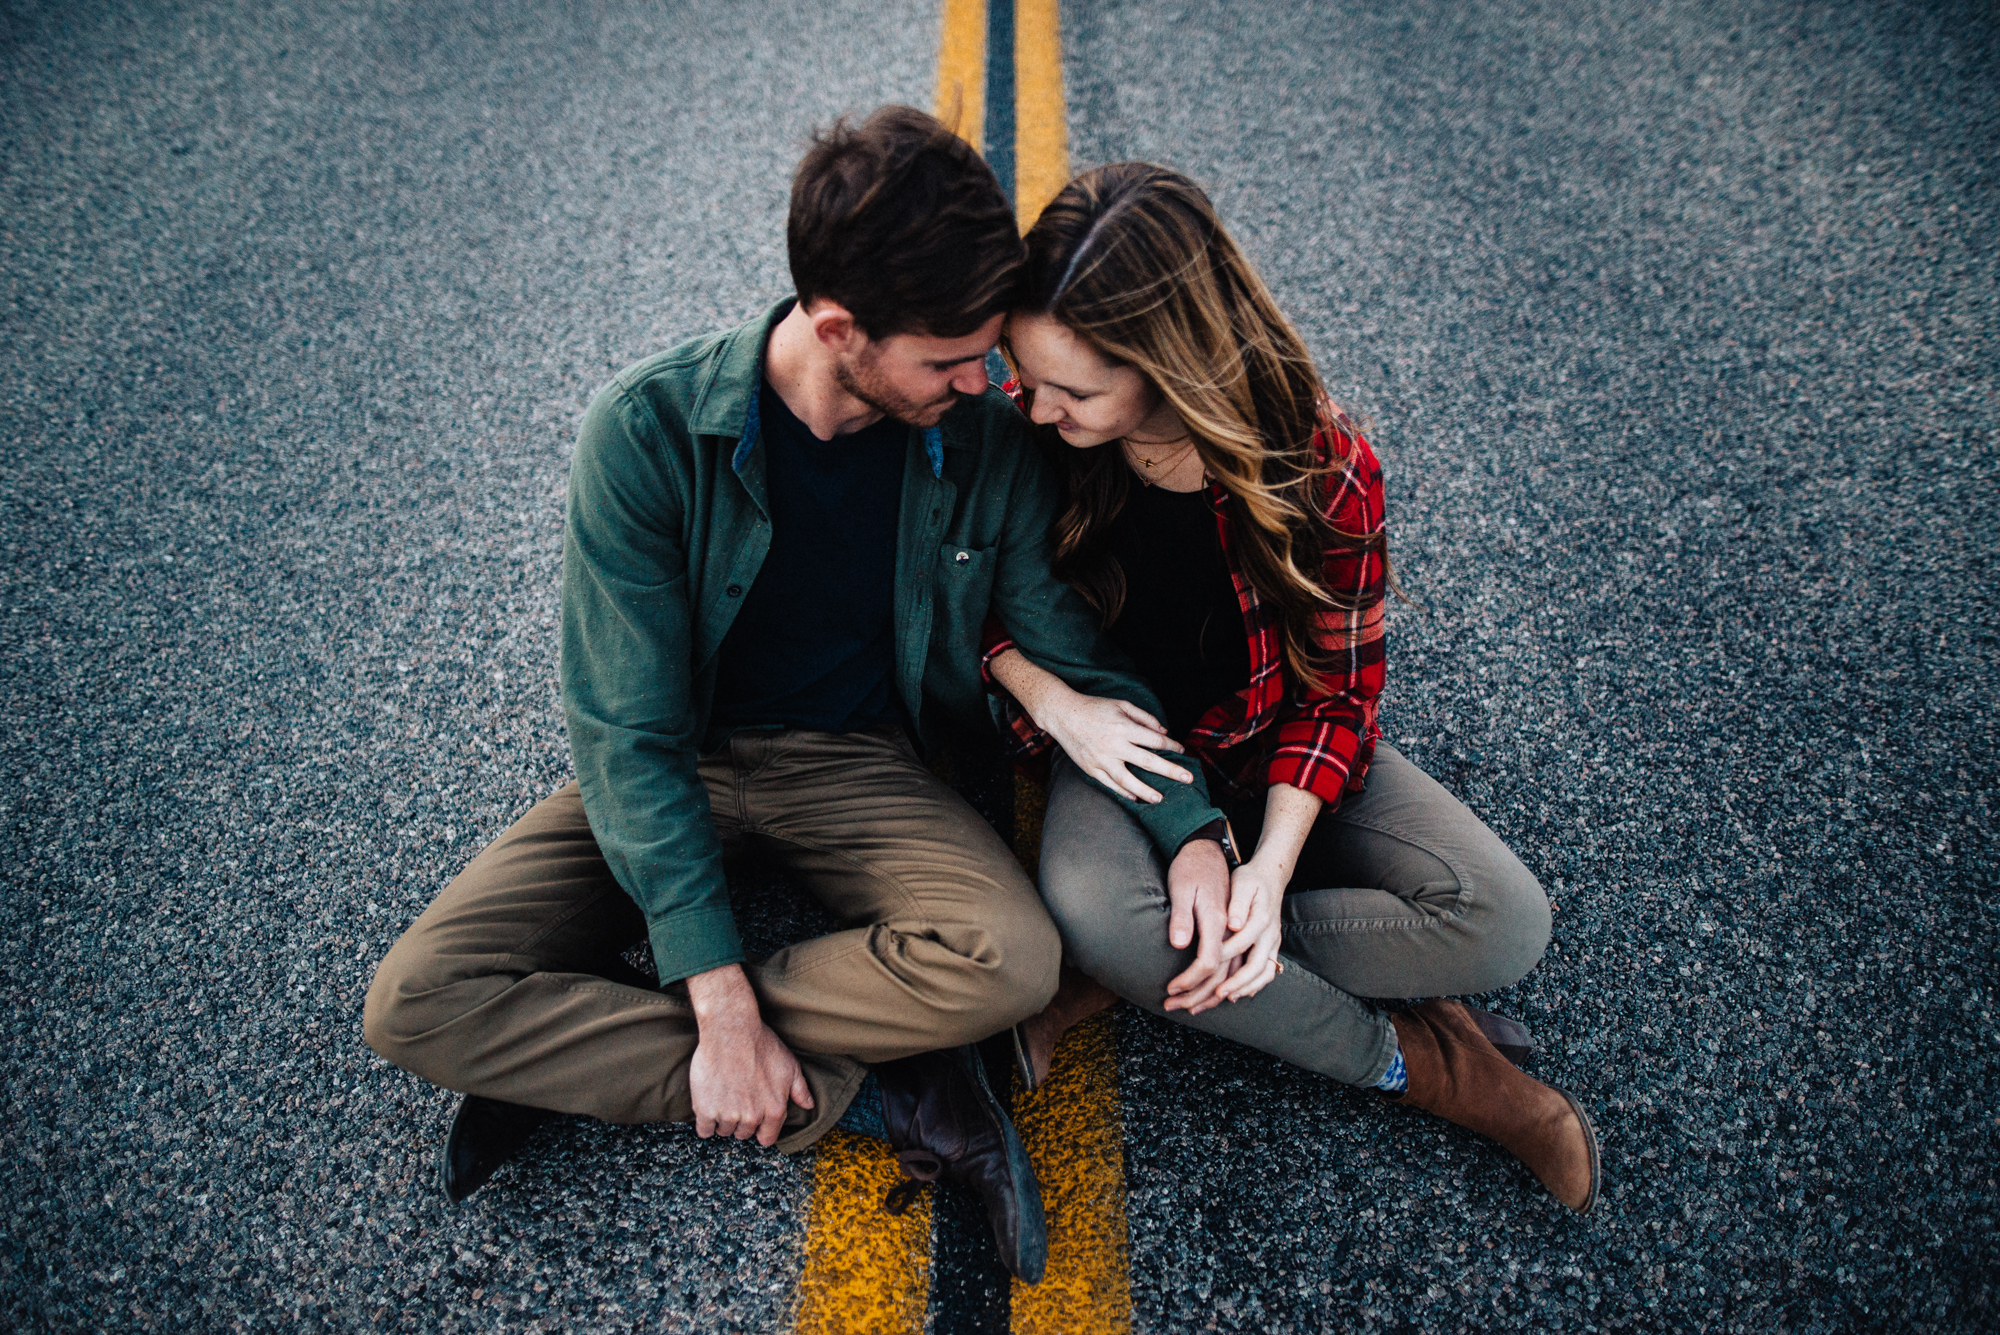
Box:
[795,1016,1132,1335]
[937,0,1072,232]
[795,15,1133,1331]
[795,1006,1131,1335]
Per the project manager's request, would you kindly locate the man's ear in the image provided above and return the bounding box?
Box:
[805,300,865,355]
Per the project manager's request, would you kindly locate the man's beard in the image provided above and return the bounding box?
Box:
[834,349,958,428]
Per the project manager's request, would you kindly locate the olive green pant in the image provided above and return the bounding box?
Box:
[1040,744,1550,1089]
[363,728,1060,1152]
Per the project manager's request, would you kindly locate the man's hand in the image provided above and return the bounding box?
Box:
[685,964,812,1148]
[1163,838,1235,1016]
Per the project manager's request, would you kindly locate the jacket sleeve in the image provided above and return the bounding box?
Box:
[561,382,742,986]
[1263,426,1388,805]
[984,431,1224,857]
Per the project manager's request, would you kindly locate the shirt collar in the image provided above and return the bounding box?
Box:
[699,297,944,480]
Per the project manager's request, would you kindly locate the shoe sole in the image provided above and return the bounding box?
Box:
[1554,1087,1601,1214]
[439,1096,477,1206]
[439,1095,553,1206]
[1010,1022,1039,1093]
[958,1044,1049,1283]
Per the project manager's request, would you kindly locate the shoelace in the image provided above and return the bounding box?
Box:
[883,1149,944,1214]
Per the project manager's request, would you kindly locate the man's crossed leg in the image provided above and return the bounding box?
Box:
[365,730,1056,1142]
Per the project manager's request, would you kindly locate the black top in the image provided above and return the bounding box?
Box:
[1101,481,1250,739]
[707,377,908,741]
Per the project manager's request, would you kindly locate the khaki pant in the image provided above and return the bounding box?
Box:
[1040,744,1550,1088]
[364,728,1060,1152]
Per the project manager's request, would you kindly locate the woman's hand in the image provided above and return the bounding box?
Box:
[1210,856,1288,1004]
[989,647,1193,803]
[1040,688,1192,804]
[1206,782,1321,1005]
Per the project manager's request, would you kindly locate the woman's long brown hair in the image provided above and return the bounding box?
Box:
[1008,162,1390,693]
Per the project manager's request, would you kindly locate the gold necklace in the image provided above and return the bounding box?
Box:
[1124,437,1195,480]
[1125,433,1189,465]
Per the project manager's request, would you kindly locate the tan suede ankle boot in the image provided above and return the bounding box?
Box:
[1387,999,1600,1213]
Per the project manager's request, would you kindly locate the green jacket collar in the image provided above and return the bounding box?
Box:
[692,297,946,480]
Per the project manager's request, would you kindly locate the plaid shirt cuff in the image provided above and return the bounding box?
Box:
[1264,720,1368,806]
[980,634,1055,758]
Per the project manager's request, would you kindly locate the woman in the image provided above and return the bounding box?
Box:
[984,164,1598,1212]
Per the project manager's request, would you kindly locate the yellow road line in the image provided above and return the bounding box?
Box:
[936,0,988,151]
[1011,0,1069,231]
[792,1130,933,1335]
[798,11,1118,1330]
[1006,19,1127,1311]
[1009,1011,1133,1334]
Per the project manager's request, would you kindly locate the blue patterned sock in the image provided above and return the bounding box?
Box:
[1372,1042,1408,1094]
[833,1071,884,1140]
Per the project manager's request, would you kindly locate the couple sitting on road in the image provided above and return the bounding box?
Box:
[364,105,1598,1282]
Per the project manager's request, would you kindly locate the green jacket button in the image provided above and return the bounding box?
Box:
[726,584,743,597]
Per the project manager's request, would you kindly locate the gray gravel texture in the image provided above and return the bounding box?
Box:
[1063,0,1997,1331]
[1,1,935,1330]
[0,0,1994,1333]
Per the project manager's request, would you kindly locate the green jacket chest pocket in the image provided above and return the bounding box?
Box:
[929,541,998,661]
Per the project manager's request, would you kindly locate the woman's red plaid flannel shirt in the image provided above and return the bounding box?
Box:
[982,403,1389,810]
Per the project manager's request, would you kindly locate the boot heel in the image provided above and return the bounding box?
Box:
[1009,1022,1039,1092]
[1554,1087,1601,1214]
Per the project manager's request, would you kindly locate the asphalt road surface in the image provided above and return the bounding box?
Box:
[3,0,1995,1332]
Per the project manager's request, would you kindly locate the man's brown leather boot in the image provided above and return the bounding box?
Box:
[1387,999,1600,1213]
[878,1044,1049,1282]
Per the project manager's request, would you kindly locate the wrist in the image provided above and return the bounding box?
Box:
[1029,677,1080,734]
[1177,818,1227,857]
[1248,851,1296,879]
[1244,852,1293,893]
[687,964,758,1029]
[1171,831,1228,873]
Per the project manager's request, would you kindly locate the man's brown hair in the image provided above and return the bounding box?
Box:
[788,106,1024,340]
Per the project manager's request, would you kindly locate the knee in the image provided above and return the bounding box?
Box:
[984,907,1062,1023]
[918,897,1061,1044]
[1037,852,1165,1000]
[1037,867,1119,981]
[1465,856,1552,991]
[361,933,452,1074]
[1037,829,1121,939]
[361,947,417,1067]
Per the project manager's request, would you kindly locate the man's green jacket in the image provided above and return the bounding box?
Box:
[561,299,1222,985]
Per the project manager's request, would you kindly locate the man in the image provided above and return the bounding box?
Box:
[363,106,1228,1282]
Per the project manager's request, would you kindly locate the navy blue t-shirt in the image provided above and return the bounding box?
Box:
[706,377,908,741]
